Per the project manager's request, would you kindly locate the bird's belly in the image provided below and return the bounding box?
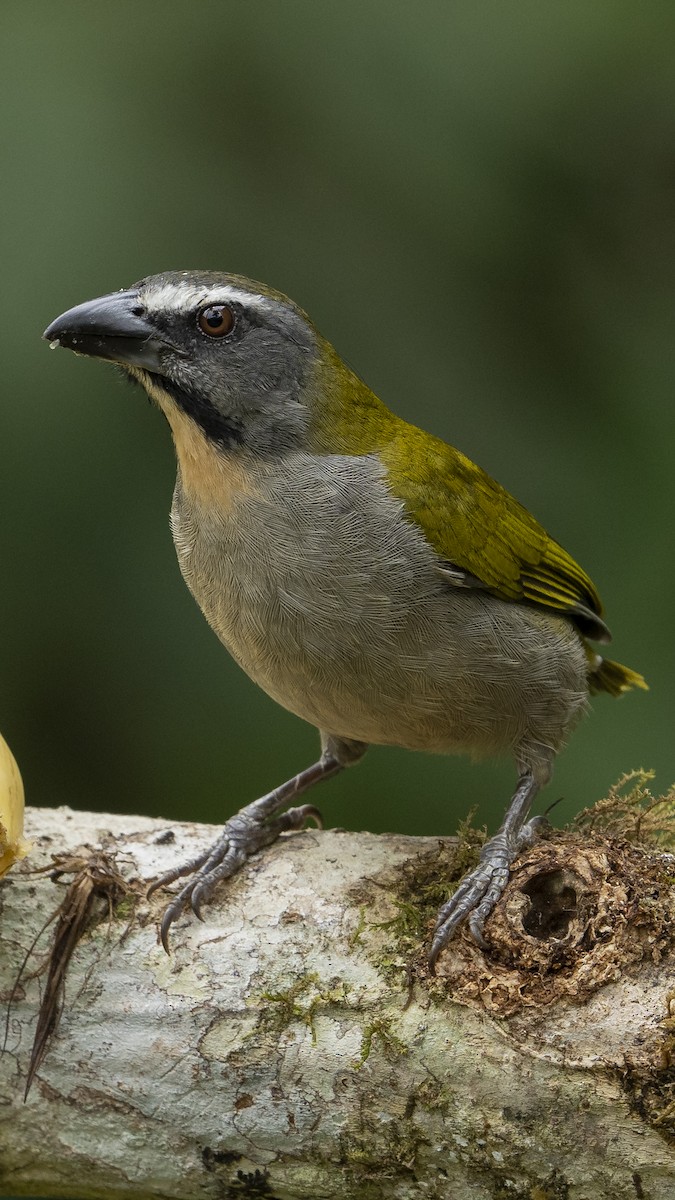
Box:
[212,589,586,759]
[171,461,587,759]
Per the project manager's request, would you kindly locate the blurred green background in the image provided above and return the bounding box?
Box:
[1,1,673,845]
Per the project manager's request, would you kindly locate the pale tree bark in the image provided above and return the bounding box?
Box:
[0,805,673,1200]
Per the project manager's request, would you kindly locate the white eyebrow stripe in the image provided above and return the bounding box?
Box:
[146,282,274,316]
[207,285,273,311]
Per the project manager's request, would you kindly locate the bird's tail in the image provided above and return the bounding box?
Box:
[586,648,648,697]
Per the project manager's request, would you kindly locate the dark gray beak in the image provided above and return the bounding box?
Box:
[43,290,174,373]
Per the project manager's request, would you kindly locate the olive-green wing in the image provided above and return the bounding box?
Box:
[381,425,611,643]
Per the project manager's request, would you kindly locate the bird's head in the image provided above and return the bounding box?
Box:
[43,271,329,456]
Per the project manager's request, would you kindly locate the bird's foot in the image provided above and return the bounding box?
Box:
[148,753,342,951]
[428,813,548,971]
[148,800,323,952]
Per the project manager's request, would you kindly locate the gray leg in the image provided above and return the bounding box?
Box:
[429,769,549,971]
[150,753,339,951]
[149,735,367,952]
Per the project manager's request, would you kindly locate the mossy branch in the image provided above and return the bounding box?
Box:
[1,794,674,1200]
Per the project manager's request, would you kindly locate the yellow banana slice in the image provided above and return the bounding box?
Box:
[0,732,30,877]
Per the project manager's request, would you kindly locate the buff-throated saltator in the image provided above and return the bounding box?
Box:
[44,272,646,967]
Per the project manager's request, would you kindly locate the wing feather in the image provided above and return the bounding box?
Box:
[381,426,611,643]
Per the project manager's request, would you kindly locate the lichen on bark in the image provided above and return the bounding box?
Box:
[0,795,674,1199]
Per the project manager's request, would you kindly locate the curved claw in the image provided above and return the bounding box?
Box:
[428,866,493,970]
[467,908,490,949]
[296,804,323,829]
[270,803,324,834]
[150,756,341,952]
[159,917,172,956]
[159,894,189,954]
[428,822,547,971]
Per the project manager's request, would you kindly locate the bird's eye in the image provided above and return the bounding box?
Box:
[197,304,235,338]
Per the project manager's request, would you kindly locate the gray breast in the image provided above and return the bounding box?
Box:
[170,451,587,762]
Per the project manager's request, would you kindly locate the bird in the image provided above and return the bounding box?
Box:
[43,271,647,966]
